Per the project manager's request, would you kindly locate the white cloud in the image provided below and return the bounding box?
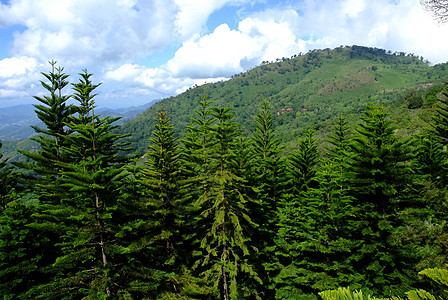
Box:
[1,0,178,67]
[166,10,304,79]
[0,56,41,100]
[167,24,254,78]
[173,0,249,37]
[341,0,366,18]
[104,64,143,83]
[0,56,38,78]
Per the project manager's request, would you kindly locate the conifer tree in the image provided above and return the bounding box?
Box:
[273,129,351,298]
[249,100,288,297]
[0,197,45,299]
[413,134,446,187]
[180,93,215,264]
[0,143,40,298]
[250,100,287,213]
[347,103,414,296]
[325,115,352,191]
[431,82,448,146]
[192,106,261,299]
[182,94,216,179]
[138,102,192,297]
[11,62,77,297]
[289,129,319,193]
[29,70,135,298]
[395,93,448,276]
[17,60,75,182]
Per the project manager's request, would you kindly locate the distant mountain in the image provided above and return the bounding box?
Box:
[0,100,157,141]
[0,105,38,140]
[119,45,448,155]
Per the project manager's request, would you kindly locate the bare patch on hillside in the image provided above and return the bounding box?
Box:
[318,71,375,95]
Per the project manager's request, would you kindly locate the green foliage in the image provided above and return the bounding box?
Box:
[431,83,448,145]
[289,129,319,192]
[0,198,46,299]
[4,48,448,299]
[138,103,195,297]
[187,103,261,299]
[399,268,448,300]
[120,46,448,156]
[413,134,446,186]
[249,100,288,297]
[319,287,383,300]
[0,142,17,210]
[321,267,448,300]
[404,88,424,109]
[347,104,416,296]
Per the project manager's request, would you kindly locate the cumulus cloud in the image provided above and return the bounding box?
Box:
[0,56,41,101]
[173,0,252,37]
[104,62,228,103]
[1,0,178,67]
[0,56,38,78]
[166,10,304,79]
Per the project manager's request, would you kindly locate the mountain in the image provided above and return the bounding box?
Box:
[0,105,38,140]
[119,45,448,155]
[0,100,157,141]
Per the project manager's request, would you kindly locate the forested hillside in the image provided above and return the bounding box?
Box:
[1,47,448,299]
[121,45,448,155]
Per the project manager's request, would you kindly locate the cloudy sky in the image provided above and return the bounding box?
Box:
[0,0,448,108]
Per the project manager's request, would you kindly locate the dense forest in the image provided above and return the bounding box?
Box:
[1,47,448,299]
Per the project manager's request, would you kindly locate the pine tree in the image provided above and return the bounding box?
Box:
[347,103,414,296]
[192,106,261,299]
[0,197,46,299]
[431,82,448,146]
[273,129,354,298]
[139,102,191,297]
[11,61,77,297]
[393,98,448,279]
[0,143,41,298]
[325,115,352,191]
[17,60,75,183]
[413,134,446,187]
[29,70,135,298]
[289,129,319,193]
[249,100,288,297]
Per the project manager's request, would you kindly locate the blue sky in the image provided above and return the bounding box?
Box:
[0,0,448,108]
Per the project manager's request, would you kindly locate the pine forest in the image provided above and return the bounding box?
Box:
[2,46,448,299]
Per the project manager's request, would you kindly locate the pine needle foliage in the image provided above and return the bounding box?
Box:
[347,103,415,296]
[191,105,261,300]
[431,83,448,145]
[0,142,16,210]
[289,129,319,193]
[29,70,135,298]
[15,61,76,197]
[138,102,194,297]
[407,267,448,299]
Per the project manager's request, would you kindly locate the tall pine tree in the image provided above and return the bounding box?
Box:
[29,70,134,298]
[347,103,414,297]
[191,106,261,299]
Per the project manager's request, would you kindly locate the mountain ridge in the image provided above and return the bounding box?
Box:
[0,100,158,140]
[119,45,448,155]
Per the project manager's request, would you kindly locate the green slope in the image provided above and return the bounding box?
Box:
[120,45,448,155]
